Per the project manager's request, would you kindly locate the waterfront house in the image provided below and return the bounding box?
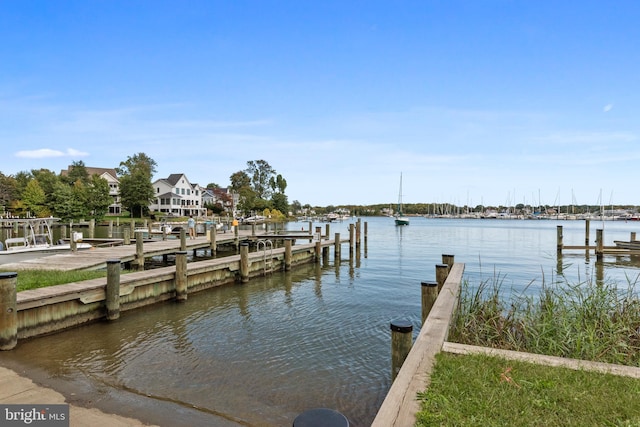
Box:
[149,173,207,217]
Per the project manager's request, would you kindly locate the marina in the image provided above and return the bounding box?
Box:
[1,218,640,426]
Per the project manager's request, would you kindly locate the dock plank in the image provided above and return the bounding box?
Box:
[0,229,334,272]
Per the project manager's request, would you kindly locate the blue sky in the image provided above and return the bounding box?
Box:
[1,1,638,208]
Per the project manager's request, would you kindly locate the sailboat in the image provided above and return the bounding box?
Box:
[394,173,410,226]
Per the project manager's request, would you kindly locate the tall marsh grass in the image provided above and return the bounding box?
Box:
[450,273,640,366]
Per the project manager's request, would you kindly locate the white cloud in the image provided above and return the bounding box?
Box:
[603,104,613,112]
[15,148,89,159]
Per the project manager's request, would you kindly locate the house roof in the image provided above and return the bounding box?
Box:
[158,192,180,198]
[61,166,118,181]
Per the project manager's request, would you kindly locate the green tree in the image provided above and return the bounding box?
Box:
[271,192,289,215]
[22,179,48,217]
[0,172,17,212]
[230,171,254,216]
[62,160,89,185]
[245,160,275,199]
[85,175,112,220]
[51,182,86,221]
[116,153,157,218]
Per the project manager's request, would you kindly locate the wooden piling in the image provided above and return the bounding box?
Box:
[180,228,187,251]
[325,224,330,241]
[585,219,590,247]
[632,232,637,242]
[557,225,563,254]
[285,239,292,271]
[421,281,439,325]
[108,220,113,238]
[390,320,413,381]
[596,229,604,261]
[135,231,144,270]
[175,251,188,301]
[240,243,250,283]
[209,225,217,255]
[0,272,17,350]
[106,259,121,320]
[89,219,95,238]
[315,241,322,263]
[334,233,341,259]
[356,218,361,247]
[442,254,455,273]
[349,223,355,253]
[123,227,131,245]
[436,264,449,292]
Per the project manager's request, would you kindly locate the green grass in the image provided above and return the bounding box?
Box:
[416,352,640,427]
[0,269,108,292]
[415,274,640,425]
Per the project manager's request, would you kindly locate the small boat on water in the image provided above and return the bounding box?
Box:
[613,240,640,250]
[394,173,410,226]
[0,217,92,254]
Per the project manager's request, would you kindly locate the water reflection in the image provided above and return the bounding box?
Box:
[3,218,640,427]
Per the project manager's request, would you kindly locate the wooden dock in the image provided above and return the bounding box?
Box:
[556,223,640,257]
[0,228,329,272]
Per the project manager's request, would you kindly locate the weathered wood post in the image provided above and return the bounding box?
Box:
[596,228,604,261]
[325,224,330,240]
[308,221,313,236]
[162,224,167,241]
[240,242,250,283]
[89,219,95,238]
[585,219,590,247]
[135,231,144,270]
[631,232,637,242]
[70,231,77,252]
[234,221,239,249]
[130,220,135,238]
[123,227,131,245]
[108,220,113,238]
[315,226,322,241]
[334,232,341,259]
[421,281,439,325]
[106,259,121,320]
[436,264,448,292]
[315,241,322,263]
[0,272,18,350]
[147,221,152,236]
[60,225,67,241]
[356,218,361,247]
[209,224,217,255]
[180,228,187,251]
[284,239,292,271]
[442,254,455,273]
[293,408,349,427]
[175,251,188,301]
[557,225,563,254]
[390,320,413,381]
[349,223,355,254]
[251,222,256,237]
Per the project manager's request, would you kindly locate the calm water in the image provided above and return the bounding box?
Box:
[2,217,640,426]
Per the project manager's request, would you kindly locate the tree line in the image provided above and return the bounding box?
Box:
[0,153,291,221]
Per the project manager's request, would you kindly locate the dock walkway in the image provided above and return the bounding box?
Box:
[0,229,320,272]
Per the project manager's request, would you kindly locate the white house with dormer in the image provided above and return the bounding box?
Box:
[149,173,206,217]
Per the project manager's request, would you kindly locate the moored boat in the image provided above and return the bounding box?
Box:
[0,217,92,254]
